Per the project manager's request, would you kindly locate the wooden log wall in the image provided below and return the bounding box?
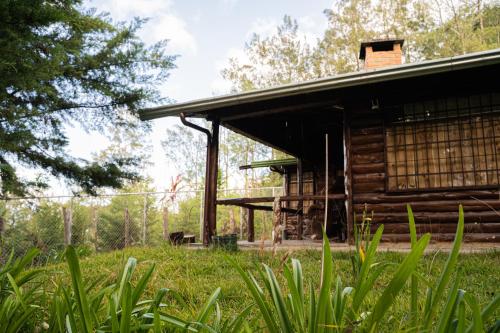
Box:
[348,103,500,242]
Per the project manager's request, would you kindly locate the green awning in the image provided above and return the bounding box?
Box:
[239,158,297,170]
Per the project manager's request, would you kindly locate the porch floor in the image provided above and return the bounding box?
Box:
[187,239,500,253]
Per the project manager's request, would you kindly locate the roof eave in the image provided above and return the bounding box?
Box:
[139,48,500,121]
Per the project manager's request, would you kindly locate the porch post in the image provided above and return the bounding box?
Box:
[207,119,220,243]
[296,159,303,239]
[343,110,354,244]
[202,136,212,245]
[247,208,254,242]
[180,113,217,246]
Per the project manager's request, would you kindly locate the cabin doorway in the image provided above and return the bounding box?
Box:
[283,123,347,242]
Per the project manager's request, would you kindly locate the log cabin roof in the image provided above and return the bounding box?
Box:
[139,48,500,121]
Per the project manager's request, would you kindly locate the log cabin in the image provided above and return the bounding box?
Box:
[140,39,500,245]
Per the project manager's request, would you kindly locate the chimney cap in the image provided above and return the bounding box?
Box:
[359,39,404,59]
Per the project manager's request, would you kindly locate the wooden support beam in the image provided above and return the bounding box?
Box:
[247,209,255,242]
[343,109,354,244]
[181,113,214,246]
[296,158,304,240]
[202,140,211,245]
[217,194,345,205]
[220,100,336,121]
[207,119,220,241]
[218,201,300,214]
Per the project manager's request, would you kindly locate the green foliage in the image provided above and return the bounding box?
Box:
[1,206,499,332]
[231,206,499,332]
[222,1,500,92]
[0,0,176,197]
[0,248,42,332]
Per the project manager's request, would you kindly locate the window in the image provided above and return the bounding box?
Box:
[385,92,500,191]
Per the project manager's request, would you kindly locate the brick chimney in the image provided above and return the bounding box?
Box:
[359,39,404,70]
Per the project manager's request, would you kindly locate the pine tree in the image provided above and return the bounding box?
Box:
[0,0,176,197]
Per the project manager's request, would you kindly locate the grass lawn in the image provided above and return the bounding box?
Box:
[42,245,500,330]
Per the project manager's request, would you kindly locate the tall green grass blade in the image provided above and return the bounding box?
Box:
[6,273,26,311]
[62,287,78,333]
[228,258,278,332]
[143,312,198,331]
[424,205,464,330]
[457,295,466,333]
[308,283,316,333]
[474,293,500,331]
[264,264,293,333]
[10,248,40,278]
[6,307,34,333]
[196,287,221,324]
[225,303,254,333]
[436,276,461,333]
[465,293,484,333]
[407,204,419,330]
[120,282,133,333]
[284,259,305,330]
[316,231,334,333]
[352,225,384,312]
[132,263,155,307]
[366,233,431,332]
[116,257,137,308]
[153,310,161,333]
[65,246,93,333]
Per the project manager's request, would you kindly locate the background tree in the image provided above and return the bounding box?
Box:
[162,123,207,189]
[222,15,317,91]
[0,0,176,198]
[97,180,159,250]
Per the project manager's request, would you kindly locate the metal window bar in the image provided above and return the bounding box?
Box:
[385,92,500,191]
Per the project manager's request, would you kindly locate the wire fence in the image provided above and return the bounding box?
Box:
[0,187,283,263]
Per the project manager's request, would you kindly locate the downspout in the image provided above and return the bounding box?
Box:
[180,112,212,138]
[180,113,212,245]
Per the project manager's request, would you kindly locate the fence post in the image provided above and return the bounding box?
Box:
[199,191,204,243]
[272,197,282,245]
[91,205,98,251]
[142,195,147,246]
[124,208,130,247]
[62,206,72,246]
[163,206,169,241]
[229,209,236,234]
[0,215,4,242]
[247,208,254,242]
[240,207,248,239]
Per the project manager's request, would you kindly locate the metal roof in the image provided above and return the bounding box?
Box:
[140,48,500,121]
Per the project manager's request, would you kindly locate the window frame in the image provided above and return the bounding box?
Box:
[383,92,500,193]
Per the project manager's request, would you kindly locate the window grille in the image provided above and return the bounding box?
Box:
[385,92,500,191]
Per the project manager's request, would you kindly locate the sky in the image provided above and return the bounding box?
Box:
[62,0,333,193]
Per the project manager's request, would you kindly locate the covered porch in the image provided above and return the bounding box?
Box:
[179,90,349,245]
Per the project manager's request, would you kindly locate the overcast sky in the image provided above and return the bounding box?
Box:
[62,0,332,193]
